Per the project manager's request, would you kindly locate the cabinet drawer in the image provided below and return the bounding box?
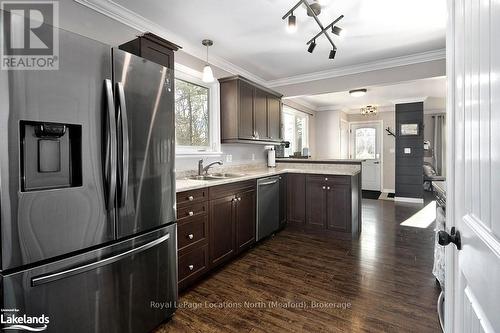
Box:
[178,215,208,251]
[178,244,208,284]
[209,180,255,199]
[177,202,207,221]
[177,188,208,206]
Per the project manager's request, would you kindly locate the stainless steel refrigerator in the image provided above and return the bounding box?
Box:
[0,12,177,333]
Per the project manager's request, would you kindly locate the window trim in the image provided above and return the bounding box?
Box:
[282,105,309,156]
[174,63,222,157]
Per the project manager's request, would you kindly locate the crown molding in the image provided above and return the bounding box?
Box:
[283,97,318,111]
[74,0,445,90]
[74,0,268,86]
[390,96,428,104]
[266,49,446,88]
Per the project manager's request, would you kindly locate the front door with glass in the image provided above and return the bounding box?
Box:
[350,122,382,191]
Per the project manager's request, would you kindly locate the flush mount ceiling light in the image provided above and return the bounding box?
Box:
[349,89,367,97]
[361,105,378,116]
[282,0,345,60]
[201,39,214,83]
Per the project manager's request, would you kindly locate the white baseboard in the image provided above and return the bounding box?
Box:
[383,188,395,193]
[394,197,424,203]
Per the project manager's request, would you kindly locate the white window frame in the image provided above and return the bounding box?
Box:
[282,105,309,156]
[174,63,222,157]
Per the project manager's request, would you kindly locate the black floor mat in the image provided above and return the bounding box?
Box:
[362,190,382,200]
[387,193,395,198]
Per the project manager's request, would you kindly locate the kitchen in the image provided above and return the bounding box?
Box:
[2,0,499,332]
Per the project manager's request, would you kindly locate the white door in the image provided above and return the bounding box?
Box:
[340,119,349,159]
[446,0,500,332]
[350,122,382,191]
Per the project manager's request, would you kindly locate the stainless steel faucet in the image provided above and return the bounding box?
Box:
[198,159,223,175]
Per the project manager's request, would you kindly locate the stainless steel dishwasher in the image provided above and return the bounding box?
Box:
[256,176,280,241]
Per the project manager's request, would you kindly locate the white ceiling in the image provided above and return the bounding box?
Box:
[290,76,446,112]
[110,0,446,81]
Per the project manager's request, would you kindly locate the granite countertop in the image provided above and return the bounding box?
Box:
[276,158,365,164]
[176,166,361,193]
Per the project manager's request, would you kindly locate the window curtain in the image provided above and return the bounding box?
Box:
[432,115,446,176]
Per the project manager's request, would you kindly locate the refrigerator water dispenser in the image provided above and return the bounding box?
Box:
[20,121,82,191]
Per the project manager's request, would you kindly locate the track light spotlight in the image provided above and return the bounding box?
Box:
[332,26,344,37]
[329,49,336,59]
[308,40,316,53]
[287,12,297,33]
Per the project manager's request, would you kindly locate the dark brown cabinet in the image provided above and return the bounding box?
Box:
[209,195,236,267]
[305,176,328,228]
[119,33,180,70]
[326,182,351,232]
[208,180,256,268]
[279,175,287,228]
[219,76,283,144]
[287,174,306,225]
[235,189,256,253]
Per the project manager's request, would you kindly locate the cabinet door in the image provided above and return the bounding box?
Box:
[267,95,281,141]
[287,174,306,225]
[326,183,351,232]
[209,196,235,267]
[306,176,327,228]
[254,89,268,140]
[238,81,255,139]
[139,38,174,69]
[279,175,287,227]
[235,189,256,253]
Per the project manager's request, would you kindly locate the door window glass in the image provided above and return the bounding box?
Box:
[355,127,376,159]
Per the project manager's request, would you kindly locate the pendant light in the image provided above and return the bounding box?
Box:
[202,39,214,83]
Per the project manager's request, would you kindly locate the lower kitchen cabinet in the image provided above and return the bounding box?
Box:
[286,174,306,225]
[288,173,361,239]
[235,189,256,253]
[209,195,236,267]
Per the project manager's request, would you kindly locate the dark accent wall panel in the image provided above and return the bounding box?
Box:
[395,102,424,199]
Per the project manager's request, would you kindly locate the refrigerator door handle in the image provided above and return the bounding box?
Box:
[31,232,170,287]
[104,79,117,210]
[116,82,129,207]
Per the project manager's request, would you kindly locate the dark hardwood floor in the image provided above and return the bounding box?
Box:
[156,199,441,332]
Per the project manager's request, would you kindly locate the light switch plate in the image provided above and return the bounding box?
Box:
[404,148,411,154]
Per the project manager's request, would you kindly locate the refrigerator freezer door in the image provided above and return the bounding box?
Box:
[113,48,176,239]
[1,224,177,333]
[0,24,114,270]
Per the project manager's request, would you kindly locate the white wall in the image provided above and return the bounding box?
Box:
[314,110,347,159]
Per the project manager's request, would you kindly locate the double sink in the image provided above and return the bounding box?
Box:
[188,173,246,181]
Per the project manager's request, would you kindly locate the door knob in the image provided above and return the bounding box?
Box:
[438,227,462,250]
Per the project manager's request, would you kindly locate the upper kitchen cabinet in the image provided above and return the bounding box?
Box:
[219,76,283,144]
[119,33,181,70]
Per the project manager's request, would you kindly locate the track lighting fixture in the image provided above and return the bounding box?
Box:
[332,26,344,37]
[329,48,336,59]
[287,12,297,33]
[308,40,317,53]
[282,0,344,60]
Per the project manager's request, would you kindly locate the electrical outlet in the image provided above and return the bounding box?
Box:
[225,154,232,163]
[404,148,411,154]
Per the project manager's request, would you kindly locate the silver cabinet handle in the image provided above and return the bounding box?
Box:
[327,186,331,190]
[188,195,194,201]
[237,197,241,201]
[188,211,194,216]
[188,234,194,240]
[322,186,326,190]
[32,233,170,287]
[325,177,328,181]
[259,180,278,186]
[188,265,194,271]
